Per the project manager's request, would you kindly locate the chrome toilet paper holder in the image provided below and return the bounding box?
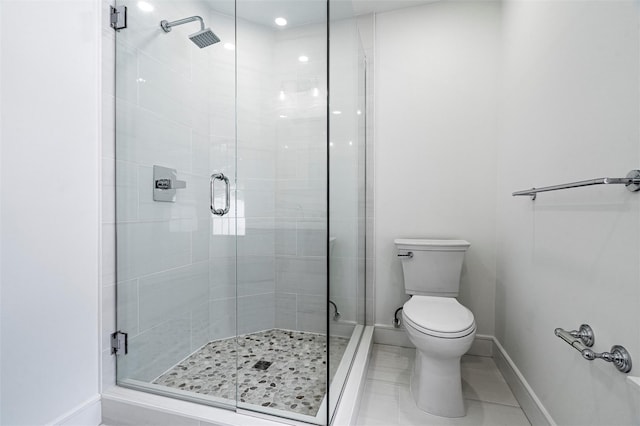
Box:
[555,324,632,373]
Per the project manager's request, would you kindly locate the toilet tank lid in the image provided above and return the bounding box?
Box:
[394,239,470,248]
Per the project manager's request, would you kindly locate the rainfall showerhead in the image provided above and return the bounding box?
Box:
[160,16,220,48]
[189,28,220,48]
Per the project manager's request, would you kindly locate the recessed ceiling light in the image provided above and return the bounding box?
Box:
[137,1,154,12]
[279,90,286,101]
[223,43,235,50]
[332,110,342,115]
[329,142,334,147]
[312,87,319,97]
[357,110,362,115]
[275,17,287,26]
[298,55,309,63]
[279,115,288,118]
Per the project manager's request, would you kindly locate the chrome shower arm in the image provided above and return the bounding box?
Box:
[161,16,205,33]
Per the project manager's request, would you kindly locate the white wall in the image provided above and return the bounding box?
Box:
[496,1,640,424]
[374,1,501,337]
[373,0,640,423]
[0,0,101,424]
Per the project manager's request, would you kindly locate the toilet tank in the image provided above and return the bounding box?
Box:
[394,239,470,297]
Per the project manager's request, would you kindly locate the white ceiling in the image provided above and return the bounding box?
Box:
[351,0,437,16]
[208,0,437,28]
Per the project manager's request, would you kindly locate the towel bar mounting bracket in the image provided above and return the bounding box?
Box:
[625,169,640,193]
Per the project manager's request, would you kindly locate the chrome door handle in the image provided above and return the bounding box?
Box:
[210,173,230,216]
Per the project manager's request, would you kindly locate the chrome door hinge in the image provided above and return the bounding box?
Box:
[111,331,128,355]
[110,6,127,31]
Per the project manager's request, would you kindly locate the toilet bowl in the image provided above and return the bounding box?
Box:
[403,296,475,417]
[394,238,475,417]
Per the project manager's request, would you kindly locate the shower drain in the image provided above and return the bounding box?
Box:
[253,360,272,370]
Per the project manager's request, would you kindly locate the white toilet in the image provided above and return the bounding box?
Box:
[395,238,476,418]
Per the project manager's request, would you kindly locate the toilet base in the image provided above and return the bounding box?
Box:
[409,348,466,418]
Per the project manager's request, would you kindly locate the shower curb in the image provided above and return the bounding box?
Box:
[101,326,375,426]
[332,326,374,426]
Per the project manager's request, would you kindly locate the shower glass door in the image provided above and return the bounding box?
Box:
[113,0,238,410]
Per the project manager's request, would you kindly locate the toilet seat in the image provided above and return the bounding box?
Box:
[403,296,475,339]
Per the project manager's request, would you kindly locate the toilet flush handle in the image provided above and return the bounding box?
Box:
[397,252,413,259]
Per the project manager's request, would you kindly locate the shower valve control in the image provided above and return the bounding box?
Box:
[155,179,172,190]
[153,165,187,203]
[155,178,186,190]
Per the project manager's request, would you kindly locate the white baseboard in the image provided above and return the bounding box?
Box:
[492,338,555,426]
[373,325,493,357]
[469,334,493,357]
[373,324,413,347]
[50,395,101,426]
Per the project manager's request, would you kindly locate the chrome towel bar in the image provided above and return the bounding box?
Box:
[555,324,632,373]
[513,169,640,200]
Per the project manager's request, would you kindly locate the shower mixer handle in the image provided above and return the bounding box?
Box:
[153,165,186,202]
[155,178,186,190]
[211,173,230,216]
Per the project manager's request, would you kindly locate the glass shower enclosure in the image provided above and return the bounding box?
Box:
[112,0,367,424]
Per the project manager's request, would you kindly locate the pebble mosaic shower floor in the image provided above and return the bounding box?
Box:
[153,329,349,417]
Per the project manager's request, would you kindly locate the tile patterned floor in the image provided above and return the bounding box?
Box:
[357,344,531,426]
[153,329,348,417]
